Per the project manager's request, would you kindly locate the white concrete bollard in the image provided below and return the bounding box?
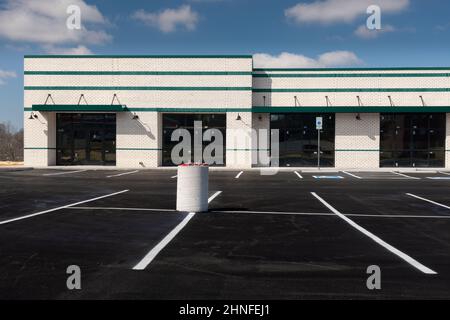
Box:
[176,164,209,212]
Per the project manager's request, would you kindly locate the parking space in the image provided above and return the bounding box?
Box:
[0,206,185,299]
[0,168,450,299]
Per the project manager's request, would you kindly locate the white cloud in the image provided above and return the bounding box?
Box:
[133,5,199,33]
[0,0,111,45]
[253,51,363,68]
[354,24,396,39]
[285,0,409,25]
[42,45,93,55]
[0,69,17,85]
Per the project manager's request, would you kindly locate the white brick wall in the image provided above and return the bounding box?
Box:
[253,70,450,108]
[335,113,380,169]
[25,57,252,72]
[23,59,449,168]
[226,112,253,168]
[24,111,56,166]
[24,56,252,167]
[252,113,271,166]
[252,92,450,108]
[116,112,160,168]
[25,91,251,110]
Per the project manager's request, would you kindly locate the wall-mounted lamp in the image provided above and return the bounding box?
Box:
[388,95,394,107]
[356,113,361,121]
[236,113,242,121]
[132,113,139,120]
[419,95,426,107]
[28,112,38,120]
[258,115,263,121]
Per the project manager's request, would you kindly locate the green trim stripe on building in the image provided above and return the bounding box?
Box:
[253,88,450,93]
[29,105,252,112]
[25,86,252,91]
[252,106,450,113]
[24,86,450,92]
[24,71,449,77]
[24,55,252,59]
[31,105,125,112]
[25,71,253,76]
[253,73,450,78]
[117,148,161,151]
[253,67,450,71]
[226,148,270,151]
[27,105,450,113]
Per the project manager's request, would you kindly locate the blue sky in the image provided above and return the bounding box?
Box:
[1,0,450,129]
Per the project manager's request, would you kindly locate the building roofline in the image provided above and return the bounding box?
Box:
[24,54,253,59]
[253,67,450,71]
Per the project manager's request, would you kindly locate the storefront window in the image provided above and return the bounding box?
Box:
[380,113,445,167]
[162,114,226,166]
[270,113,335,167]
[56,113,116,165]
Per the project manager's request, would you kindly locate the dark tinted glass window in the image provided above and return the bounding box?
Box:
[380,113,445,168]
[56,113,116,166]
[270,113,335,167]
[162,114,226,166]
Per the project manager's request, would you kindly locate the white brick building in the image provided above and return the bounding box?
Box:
[24,55,450,169]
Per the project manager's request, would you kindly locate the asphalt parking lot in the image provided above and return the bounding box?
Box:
[0,168,450,299]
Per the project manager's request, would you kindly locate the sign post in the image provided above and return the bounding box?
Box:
[316,117,323,169]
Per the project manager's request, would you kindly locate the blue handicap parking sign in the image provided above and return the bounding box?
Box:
[313,175,344,179]
[316,117,323,130]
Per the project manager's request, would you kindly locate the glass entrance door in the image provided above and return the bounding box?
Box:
[56,113,116,166]
[270,113,335,167]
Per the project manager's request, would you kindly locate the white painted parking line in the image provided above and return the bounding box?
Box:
[311,192,437,275]
[426,177,450,180]
[133,212,196,270]
[208,191,222,203]
[106,170,139,178]
[0,190,129,226]
[214,210,333,216]
[345,213,450,219]
[294,171,303,179]
[406,193,450,210]
[133,190,222,270]
[211,210,450,219]
[235,171,243,179]
[43,170,88,176]
[68,206,176,212]
[391,172,420,180]
[342,171,362,179]
[171,175,177,179]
